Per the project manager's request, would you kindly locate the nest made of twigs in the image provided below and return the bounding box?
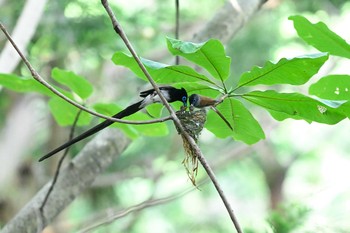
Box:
[176,109,207,186]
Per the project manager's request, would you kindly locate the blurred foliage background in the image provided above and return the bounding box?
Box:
[1,0,350,232]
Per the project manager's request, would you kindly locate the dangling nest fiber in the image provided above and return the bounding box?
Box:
[175,109,207,186]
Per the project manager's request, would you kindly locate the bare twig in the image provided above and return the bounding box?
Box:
[78,144,252,231]
[100,1,243,232]
[175,0,180,65]
[38,108,84,225]
[0,22,172,126]
[101,0,178,122]
[77,179,208,232]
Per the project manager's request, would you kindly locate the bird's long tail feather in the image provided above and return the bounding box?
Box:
[38,100,143,162]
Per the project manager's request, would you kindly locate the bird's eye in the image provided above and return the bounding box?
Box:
[182,96,187,102]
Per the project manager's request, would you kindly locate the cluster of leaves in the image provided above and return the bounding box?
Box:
[111,15,350,144]
[1,15,350,145]
[0,68,168,139]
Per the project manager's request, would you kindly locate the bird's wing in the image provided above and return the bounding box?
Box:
[139,88,155,98]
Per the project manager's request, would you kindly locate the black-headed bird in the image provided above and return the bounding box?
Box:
[39,86,188,162]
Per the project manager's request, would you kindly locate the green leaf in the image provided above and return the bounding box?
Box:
[289,15,350,59]
[309,74,350,100]
[267,109,308,122]
[51,68,94,100]
[112,52,215,85]
[130,118,169,137]
[242,90,346,124]
[334,101,350,118]
[237,53,328,88]
[172,82,221,98]
[116,102,169,137]
[48,97,92,126]
[93,102,168,137]
[153,66,215,84]
[0,73,53,96]
[93,103,139,139]
[205,98,265,144]
[145,104,164,118]
[167,37,231,82]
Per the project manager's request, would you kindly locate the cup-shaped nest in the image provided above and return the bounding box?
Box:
[176,109,207,186]
[175,109,207,142]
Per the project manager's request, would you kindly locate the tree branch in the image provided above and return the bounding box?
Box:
[1,129,130,233]
[0,23,172,126]
[100,1,251,232]
[39,108,84,218]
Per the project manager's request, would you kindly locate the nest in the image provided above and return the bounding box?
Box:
[175,109,207,186]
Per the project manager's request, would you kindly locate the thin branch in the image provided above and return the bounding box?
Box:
[175,0,180,65]
[100,1,243,232]
[101,0,177,121]
[77,178,209,233]
[38,108,84,225]
[0,22,172,126]
[78,144,252,231]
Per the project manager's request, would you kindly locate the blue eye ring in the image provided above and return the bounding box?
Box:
[181,96,187,107]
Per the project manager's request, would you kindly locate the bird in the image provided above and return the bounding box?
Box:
[189,94,219,109]
[38,86,188,162]
[189,94,233,130]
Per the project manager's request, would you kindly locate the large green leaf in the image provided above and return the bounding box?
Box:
[51,68,94,100]
[167,37,231,83]
[145,104,164,118]
[289,15,350,59]
[93,102,168,137]
[48,97,92,126]
[172,82,221,98]
[112,52,215,85]
[122,104,169,137]
[334,101,350,118]
[237,53,328,88]
[242,90,346,124]
[0,73,53,96]
[309,74,350,100]
[93,103,139,139]
[205,98,265,144]
[267,109,308,122]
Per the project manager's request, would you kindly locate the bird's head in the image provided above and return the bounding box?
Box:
[189,94,200,107]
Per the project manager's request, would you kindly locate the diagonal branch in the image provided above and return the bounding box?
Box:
[38,108,84,222]
[101,1,243,232]
[0,23,171,126]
